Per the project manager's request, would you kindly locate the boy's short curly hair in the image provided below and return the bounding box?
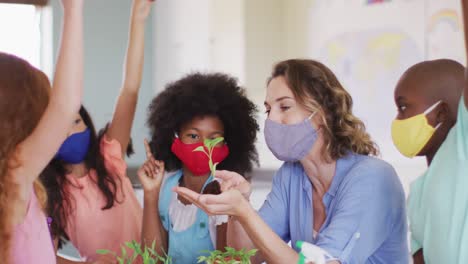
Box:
[147,72,259,176]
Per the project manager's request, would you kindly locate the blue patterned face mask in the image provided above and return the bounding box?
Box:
[264,113,318,162]
[55,129,91,164]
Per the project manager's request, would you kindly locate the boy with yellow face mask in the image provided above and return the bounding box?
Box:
[392,60,463,161]
[391,2,468,263]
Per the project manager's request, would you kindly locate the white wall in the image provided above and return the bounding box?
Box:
[152,0,466,193]
[244,0,285,170]
[153,0,245,93]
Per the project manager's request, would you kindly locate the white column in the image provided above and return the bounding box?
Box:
[153,0,245,94]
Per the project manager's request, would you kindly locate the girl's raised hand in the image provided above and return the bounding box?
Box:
[132,0,155,22]
[61,0,84,12]
[137,139,164,196]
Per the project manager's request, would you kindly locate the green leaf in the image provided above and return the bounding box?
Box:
[135,245,143,255]
[247,249,258,256]
[193,146,206,153]
[96,249,111,255]
[142,249,149,260]
[129,253,138,263]
[207,137,224,149]
[225,247,236,254]
[125,241,134,249]
[203,138,213,149]
[147,247,157,256]
[165,254,173,264]
[121,245,127,259]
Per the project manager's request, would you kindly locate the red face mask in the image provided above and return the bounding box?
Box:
[171,138,230,176]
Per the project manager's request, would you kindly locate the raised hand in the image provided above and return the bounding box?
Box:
[137,139,164,196]
[132,0,155,22]
[61,0,84,13]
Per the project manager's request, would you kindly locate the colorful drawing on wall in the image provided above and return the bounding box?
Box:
[427,8,465,64]
[428,9,461,32]
[366,0,391,5]
[318,29,422,151]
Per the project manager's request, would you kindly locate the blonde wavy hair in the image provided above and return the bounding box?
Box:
[0,52,50,263]
[269,59,379,162]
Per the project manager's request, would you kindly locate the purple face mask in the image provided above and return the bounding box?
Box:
[264,113,318,162]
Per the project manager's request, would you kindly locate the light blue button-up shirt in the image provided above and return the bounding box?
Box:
[258,153,409,264]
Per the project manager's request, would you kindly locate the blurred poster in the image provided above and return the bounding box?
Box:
[308,0,427,191]
[426,0,465,64]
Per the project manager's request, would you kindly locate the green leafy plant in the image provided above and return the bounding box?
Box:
[97,240,172,264]
[197,247,258,264]
[193,137,225,177]
[193,138,259,263]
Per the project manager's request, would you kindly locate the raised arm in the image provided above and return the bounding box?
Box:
[106,0,154,155]
[139,140,168,256]
[13,0,83,185]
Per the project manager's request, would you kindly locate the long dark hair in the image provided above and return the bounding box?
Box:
[40,106,134,248]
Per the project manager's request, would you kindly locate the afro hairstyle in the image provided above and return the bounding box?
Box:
[147,72,259,176]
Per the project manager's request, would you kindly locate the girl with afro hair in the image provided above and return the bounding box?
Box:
[139,72,259,263]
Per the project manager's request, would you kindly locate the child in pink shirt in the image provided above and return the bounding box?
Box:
[11,187,56,264]
[59,136,143,261]
[39,0,154,263]
[0,1,84,263]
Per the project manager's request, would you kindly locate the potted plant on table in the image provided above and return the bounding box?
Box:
[197,247,258,264]
[97,240,172,264]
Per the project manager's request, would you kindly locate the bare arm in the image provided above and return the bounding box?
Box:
[231,200,340,264]
[57,256,115,264]
[227,216,265,263]
[142,191,168,256]
[216,223,228,251]
[12,0,83,187]
[463,0,468,109]
[176,188,339,264]
[106,0,153,155]
[57,256,80,264]
[54,238,115,264]
[235,200,300,264]
[139,139,168,255]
